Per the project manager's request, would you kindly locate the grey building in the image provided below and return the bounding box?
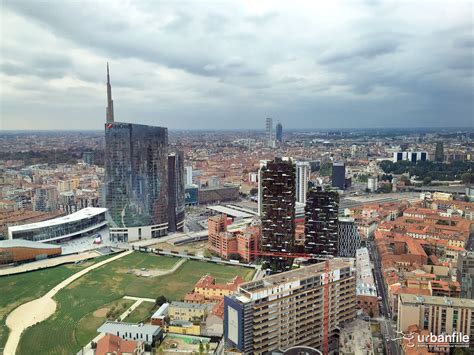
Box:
[97,321,162,345]
[331,162,346,190]
[457,251,474,299]
[276,122,283,143]
[168,151,185,232]
[338,217,362,258]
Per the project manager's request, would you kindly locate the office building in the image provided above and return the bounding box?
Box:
[338,217,361,258]
[266,117,274,148]
[397,294,474,344]
[8,207,107,243]
[260,157,296,273]
[435,142,444,162]
[168,151,185,232]
[393,151,428,163]
[304,187,339,257]
[296,161,310,204]
[184,185,199,206]
[103,67,170,241]
[367,177,378,192]
[32,186,58,212]
[276,122,283,143]
[331,162,346,190]
[457,251,474,299]
[224,259,357,354]
[97,321,162,346]
[185,166,193,186]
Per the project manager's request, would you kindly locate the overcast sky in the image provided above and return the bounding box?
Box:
[1,0,473,131]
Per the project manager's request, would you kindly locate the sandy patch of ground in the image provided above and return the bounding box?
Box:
[93,308,109,317]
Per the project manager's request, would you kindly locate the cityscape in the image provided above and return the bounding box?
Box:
[1,1,473,355]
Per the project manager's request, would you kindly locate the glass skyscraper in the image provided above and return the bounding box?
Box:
[104,122,169,240]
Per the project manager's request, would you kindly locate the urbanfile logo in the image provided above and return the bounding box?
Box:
[392,330,470,348]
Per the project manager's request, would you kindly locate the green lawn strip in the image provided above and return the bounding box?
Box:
[16,253,254,354]
[123,302,156,324]
[0,256,113,350]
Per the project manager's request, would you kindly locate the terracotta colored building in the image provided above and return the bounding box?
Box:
[96,333,144,355]
[0,239,61,264]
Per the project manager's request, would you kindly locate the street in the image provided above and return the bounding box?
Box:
[367,239,400,355]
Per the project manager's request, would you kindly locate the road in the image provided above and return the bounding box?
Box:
[368,240,400,355]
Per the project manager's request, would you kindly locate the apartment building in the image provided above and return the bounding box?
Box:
[224,258,356,354]
[398,294,474,346]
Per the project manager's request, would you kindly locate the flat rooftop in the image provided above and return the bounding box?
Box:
[207,205,253,218]
[9,207,107,232]
[240,258,354,293]
[400,294,474,308]
[0,239,62,250]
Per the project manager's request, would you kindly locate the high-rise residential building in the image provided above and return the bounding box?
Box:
[276,122,283,143]
[224,258,357,354]
[168,151,185,232]
[338,217,361,258]
[260,157,296,273]
[398,294,474,346]
[296,161,311,204]
[104,67,169,241]
[331,162,346,190]
[185,166,193,186]
[106,63,114,123]
[457,251,474,299]
[32,186,58,212]
[435,142,444,162]
[265,117,274,148]
[304,187,339,257]
[367,177,378,192]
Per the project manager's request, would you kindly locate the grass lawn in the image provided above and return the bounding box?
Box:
[17,252,254,354]
[123,301,156,323]
[0,258,108,350]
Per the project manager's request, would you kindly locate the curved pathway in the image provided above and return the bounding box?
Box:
[4,250,133,355]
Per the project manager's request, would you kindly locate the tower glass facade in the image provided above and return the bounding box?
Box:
[104,122,168,231]
[168,151,185,232]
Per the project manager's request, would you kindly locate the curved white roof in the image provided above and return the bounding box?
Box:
[8,207,107,233]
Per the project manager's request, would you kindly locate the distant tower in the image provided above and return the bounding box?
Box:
[265,117,274,148]
[435,142,444,162]
[332,162,346,190]
[276,122,283,143]
[106,62,114,123]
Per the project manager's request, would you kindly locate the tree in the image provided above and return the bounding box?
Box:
[422,176,432,185]
[205,342,210,354]
[461,172,473,184]
[249,187,258,196]
[155,295,167,307]
[199,341,204,355]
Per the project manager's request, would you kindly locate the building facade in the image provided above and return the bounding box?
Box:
[32,186,58,212]
[224,259,357,354]
[338,217,362,258]
[331,162,346,190]
[457,251,474,299]
[276,122,283,143]
[8,207,107,243]
[393,151,428,163]
[168,151,185,232]
[0,239,62,264]
[397,294,474,347]
[260,157,296,273]
[104,122,169,241]
[296,161,310,204]
[304,187,339,257]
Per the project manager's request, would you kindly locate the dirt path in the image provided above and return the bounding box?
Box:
[3,250,133,355]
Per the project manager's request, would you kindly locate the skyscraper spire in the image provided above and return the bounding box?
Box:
[106,62,114,123]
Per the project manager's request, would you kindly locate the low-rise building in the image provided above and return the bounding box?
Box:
[165,320,201,336]
[97,321,163,346]
[168,301,208,322]
[355,248,379,317]
[96,333,145,355]
[150,303,169,326]
[0,239,61,264]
